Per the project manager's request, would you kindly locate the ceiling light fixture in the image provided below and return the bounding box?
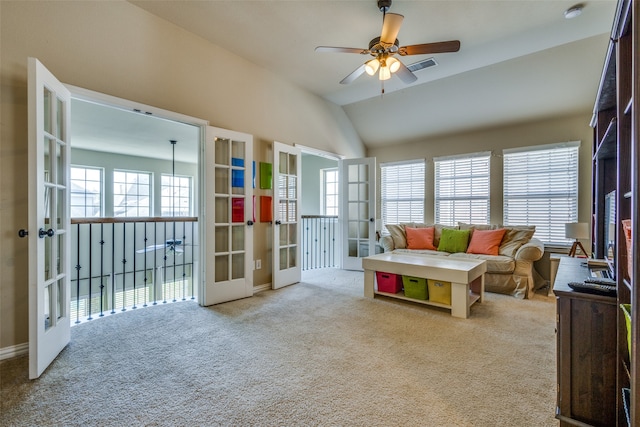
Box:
[564,4,584,19]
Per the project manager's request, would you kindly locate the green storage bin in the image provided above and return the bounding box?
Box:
[402,275,428,300]
[621,304,632,359]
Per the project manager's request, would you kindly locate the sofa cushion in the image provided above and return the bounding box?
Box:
[449,252,516,274]
[499,226,536,258]
[466,228,507,256]
[458,222,500,236]
[386,224,408,249]
[405,226,436,250]
[402,223,457,247]
[437,228,470,253]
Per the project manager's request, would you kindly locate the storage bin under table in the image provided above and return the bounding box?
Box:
[362,253,486,319]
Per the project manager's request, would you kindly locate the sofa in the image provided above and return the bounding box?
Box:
[380,222,545,299]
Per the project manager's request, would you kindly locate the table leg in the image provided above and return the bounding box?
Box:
[364,269,375,298]
[451,282,470,318]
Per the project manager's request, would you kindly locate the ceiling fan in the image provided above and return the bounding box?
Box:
[136,239,185,255]
[315,0,460,86]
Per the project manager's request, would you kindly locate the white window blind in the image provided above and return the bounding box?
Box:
[380,160,425,230]
[503,142,580,245]
[434,153,490,226]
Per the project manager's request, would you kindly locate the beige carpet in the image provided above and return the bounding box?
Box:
[1,268,558,426]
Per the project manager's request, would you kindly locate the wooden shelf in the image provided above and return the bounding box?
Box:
[374,290,481,311]
[581,1,636,425]
[625,98,633,115]
[594,117,618,160]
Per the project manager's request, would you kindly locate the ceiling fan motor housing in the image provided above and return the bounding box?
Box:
[378,0,392,12]
[369,36,399,54]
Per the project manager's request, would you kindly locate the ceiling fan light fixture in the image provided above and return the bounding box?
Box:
[387,57,400,73]
[365,59,380,76]
[379,65,391,81]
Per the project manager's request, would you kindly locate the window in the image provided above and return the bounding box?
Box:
[321,168,338,216]
[113,170,151,217]
[161,174,192,216]
[70,166,103,217]
[380,160,425,230]
[503,142,580,245]
[434,152,490,226]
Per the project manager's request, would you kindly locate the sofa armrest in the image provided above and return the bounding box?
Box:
[380,235,395,252]
[515,238,544,262]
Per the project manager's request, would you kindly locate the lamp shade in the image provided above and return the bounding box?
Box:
[565,222,589,240]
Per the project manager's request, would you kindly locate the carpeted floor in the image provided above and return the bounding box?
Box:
[1,268,558,426]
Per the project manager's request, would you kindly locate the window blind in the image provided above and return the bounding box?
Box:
[503,142,580,245]
[380,160,425,230]
[434,153,490,226]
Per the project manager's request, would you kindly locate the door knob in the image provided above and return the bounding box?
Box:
[247,220,254,226]
[275,220,282,225]
[18,229,28,238]
[370,218,375,222]
[39,228,55,238]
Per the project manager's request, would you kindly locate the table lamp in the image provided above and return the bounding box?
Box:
[565,222,589,257]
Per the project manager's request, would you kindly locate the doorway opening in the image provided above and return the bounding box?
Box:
[67,88,205,323]
[299,146,343,271]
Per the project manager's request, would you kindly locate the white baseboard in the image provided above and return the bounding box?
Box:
[0,342,28,361]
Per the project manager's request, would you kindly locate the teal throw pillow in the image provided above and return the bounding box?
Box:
[437,228,470,253]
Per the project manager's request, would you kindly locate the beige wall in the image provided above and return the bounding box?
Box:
[0,1,364,349]
[368,112,594,226]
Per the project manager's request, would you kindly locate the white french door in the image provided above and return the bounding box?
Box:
[340,157,377,271]
[272,141,301,289]
[201,126,254,305]
[27,58,72,379]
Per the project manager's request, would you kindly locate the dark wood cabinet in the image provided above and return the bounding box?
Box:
[578,0,638,425]
[554,257,618,426]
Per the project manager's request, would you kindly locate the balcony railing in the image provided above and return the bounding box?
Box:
[70,217,198,324]
[301,215,338,270]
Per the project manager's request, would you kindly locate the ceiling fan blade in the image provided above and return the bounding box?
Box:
[340,64,367,84]
[136,244,167,254]
[315,46,369,54]
[398,40,461,56]
[380,13,404,45]
[395,61,418,84]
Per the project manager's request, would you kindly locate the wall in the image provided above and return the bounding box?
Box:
[300,154,339,215]
[0,1,364,351]
[368,112,594,227]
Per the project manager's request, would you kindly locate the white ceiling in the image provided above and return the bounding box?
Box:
[72,0,618,159]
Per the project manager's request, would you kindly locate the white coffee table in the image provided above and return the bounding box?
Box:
[362,252,487,318]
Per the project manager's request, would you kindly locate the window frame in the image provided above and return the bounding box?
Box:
[70,165,104,218]
[503,141,580,245]
[434,152,491,226]
[112,169,153,218]
[321,167,339,216]
[380,159,426,232]
[161,173,193,217]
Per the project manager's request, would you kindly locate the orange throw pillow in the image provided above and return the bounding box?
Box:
[466,228,507,256]
[405,226,436,250]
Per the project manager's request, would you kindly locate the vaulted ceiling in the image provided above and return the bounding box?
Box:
[128,0,616,147]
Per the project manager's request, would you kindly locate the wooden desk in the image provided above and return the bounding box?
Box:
[553,257,617,426]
